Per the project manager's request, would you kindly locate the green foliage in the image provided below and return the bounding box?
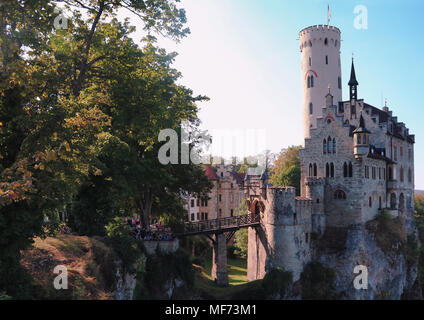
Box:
[300,262,336,300]
[233,200,248,258]
[262,267,292,297]
[138,248,194,299]
[414,194,424,295]
[270,146,301,195]
[0,0,210,297]
[105,217,144,273]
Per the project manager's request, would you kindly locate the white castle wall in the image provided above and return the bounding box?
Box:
[300,25,342,139]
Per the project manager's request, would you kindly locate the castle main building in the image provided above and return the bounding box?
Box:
[245,24,415,283]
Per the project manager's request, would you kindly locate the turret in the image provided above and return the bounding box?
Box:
[353,113,370,160]
[299,25,342,139]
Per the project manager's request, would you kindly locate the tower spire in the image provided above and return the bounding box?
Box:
[348,59,358,86]
[348,59,358,101]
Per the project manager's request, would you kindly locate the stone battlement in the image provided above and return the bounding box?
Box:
[268,186,296,197]
[299,25,341,36]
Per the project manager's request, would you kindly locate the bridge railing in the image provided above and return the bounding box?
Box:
[183,213,260,235]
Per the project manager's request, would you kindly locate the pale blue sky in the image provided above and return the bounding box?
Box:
[120,0,424,189]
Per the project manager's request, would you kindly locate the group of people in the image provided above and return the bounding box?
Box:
[126,218,174,241]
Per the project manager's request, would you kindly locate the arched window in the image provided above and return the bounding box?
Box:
[399,193,405,210]
[313,163,317,177]
[311,75,314,87]
[324,38,328,45]
[330,163,334,178]
[332,138,336,154]
[369,196,372,207]
[390,193,397,209]
[309,103,313,115]
[307,76,310,88]
[327,136,332,154]
[323,139,327,154]
[343,162,348,177]
[348,162,353,177]
[408,168,412,183]
[309,164,313,176]
[326,163,329,177]
[400,167,404,182]
[334,190,346,200]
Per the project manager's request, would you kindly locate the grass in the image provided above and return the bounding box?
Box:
[202,250,247,286]
[192,249,255,299]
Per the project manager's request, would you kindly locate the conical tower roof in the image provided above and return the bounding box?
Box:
[348,60,359,86]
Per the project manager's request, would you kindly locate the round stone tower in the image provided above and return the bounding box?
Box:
[299,25,342,138]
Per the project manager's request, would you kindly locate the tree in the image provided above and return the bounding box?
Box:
[0,0,209,297]
[269,146,301,195]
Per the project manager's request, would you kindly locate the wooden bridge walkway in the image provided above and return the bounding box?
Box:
[177,213,260,237]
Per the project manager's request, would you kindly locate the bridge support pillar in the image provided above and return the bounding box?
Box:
[211,233,228,286]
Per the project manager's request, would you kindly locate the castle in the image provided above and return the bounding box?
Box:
[245,24,415,282]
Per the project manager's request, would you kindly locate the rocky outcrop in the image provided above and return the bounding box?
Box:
[309,214,421,300]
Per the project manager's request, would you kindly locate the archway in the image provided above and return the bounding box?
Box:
[390,193,397,209]
[399,193,405,210]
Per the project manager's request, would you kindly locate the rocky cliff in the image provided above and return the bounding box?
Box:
[303,213,422,299]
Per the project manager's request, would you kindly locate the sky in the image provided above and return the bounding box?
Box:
[118,0,424,189]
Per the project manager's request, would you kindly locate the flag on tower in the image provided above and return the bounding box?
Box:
[327,5,331,25]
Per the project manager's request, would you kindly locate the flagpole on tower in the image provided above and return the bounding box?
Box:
[327,4,331,25]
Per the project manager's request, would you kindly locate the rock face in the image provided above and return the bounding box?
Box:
[310,216,421,300]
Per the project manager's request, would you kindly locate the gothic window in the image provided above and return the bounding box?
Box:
[333,138,336,153]
[330,163,334,178]
[334,190,347,200]
[323,139,327,154]
[326,163,329,177]
[343,162,348,177]
[349,162,353,177]
[369,196,372,207]
[311,75,314,87]
[313,163,317,177]
[408,168,412,183]
[390,193,397,209]
[399,193,405,210]
[309,103,313,115]
[327,136,332,154]
[324,38,328,45]
[400,166,404,182]
[394,146,398,161]
[309,164,313,176]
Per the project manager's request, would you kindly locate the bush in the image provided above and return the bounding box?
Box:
[300,262,336,300]
[104,217,144,273]
[262,267,292,298]
[141,248,194,299]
